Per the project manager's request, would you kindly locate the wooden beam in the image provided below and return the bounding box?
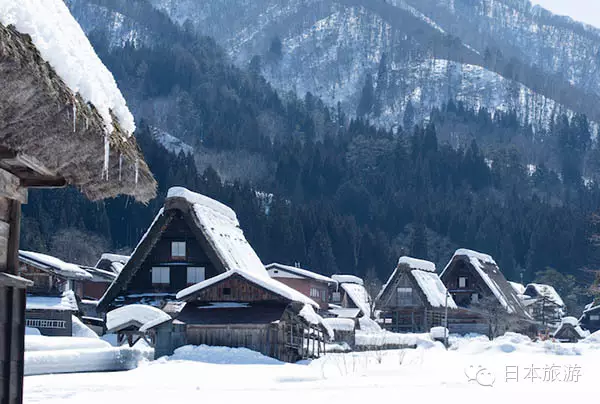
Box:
[6,199,21,275]
[21,177,67,188]
[0,168,27,203]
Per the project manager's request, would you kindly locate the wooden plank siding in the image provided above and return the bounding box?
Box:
[187,275,290,304]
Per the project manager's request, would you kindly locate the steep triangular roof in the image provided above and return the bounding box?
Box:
[441,249,527,317]
[98,187,294,311]
[376,256,457,310]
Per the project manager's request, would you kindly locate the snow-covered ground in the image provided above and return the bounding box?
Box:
[24,332,600,403]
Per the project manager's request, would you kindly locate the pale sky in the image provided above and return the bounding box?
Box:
[530,0,600,28]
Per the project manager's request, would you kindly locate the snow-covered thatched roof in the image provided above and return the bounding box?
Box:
[524,283,565,307]
[0,1,155,202]
[441,249,527,317]
[376,256,457,310]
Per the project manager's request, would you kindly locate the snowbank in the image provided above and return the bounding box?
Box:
[430,327,448,340]
[25,346,150,376]
[355,331,436,349]
[322,318,355,331]
[72,315,99,338]
[582,330,600,344]
[25,327,41,336]
[167,345,283,365]
[25,336,111,352]
[0,0,135,135]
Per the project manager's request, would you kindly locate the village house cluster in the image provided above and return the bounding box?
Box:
[15,186,600,362]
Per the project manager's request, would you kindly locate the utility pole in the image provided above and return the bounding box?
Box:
[444,290,449,349]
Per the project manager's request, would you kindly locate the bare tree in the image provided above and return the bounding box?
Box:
[473,296,520,339]
[364,267,383,318]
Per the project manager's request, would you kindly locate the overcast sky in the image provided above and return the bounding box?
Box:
[530,0,600,28]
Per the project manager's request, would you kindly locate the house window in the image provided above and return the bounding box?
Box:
[590,314,600,321]
[397,287,413,306]
[471,293,479,304]
[26,319,66,329]
[310,287,321,298]
[222,287,232,296]
[187,267,205,284]
[152,267,170,284]
[331,291,341,302]
[171,241,186,259]
[459,276,468,288]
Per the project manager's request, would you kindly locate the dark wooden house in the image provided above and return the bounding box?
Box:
[580,304,600,333]
[174,270,330,362]
[376,256,457,333]
[553,317,588,342]
[440,249,530,335]
[266,263,335,310]
[0,11,156,402]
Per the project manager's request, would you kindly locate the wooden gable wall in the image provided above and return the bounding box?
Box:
[442,258,493,307]
[125,211,220,295]
[188,274,290,304]
[378,270,424,309]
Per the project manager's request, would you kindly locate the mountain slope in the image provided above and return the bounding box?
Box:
[143,0,600,133]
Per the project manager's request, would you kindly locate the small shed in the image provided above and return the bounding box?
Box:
[376,256,457,333]
[553,317,588,342]
[25,290,79,336]
[523,283,565,327]
[322,317,356,347]
[105,304,171,346]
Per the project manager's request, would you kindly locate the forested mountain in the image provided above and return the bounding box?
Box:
[20,0,600,314]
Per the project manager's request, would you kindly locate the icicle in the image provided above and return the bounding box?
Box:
[119,153,123,182]
[72,102,77,132]
[103,132,110,180]
[134,157,139,185]
[85,116,89,130]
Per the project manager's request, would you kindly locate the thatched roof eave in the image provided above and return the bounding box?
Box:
[0,23,156,203]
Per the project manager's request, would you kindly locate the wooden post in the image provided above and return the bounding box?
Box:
[6,199,21,275]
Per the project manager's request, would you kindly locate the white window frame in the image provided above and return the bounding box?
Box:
[171,241,186,259]
[459,277,468,288]
[152,266,170,284]
[187,266,206,284]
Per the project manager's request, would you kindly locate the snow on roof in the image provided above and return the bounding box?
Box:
[26,290,78,312]
[176,269,319,308]
[332,274,364,285]
[266,263,335,284]
[525,283,565,307]
[340,282,371,316]
[411,270,457,309]
[398,256,436,272]
[169,187,267,278]
[19,250,92,281]
[97,253,129,265]
[509,281,526,295]
[106,304,170,333]
[444,248,518,314]
[328,307,362,318]
[322,317,355,331]
[139,315,172,333]
[299,304,333,338]
[168,187,237,222]
[0,0,135,135]
[554,316,589,339]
